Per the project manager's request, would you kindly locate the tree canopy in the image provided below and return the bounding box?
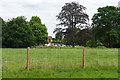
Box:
[54,2,89,47]
[92,6,120,48]
[2,16,48,48]
[2,16,34,48]
[29,16,48,45]
[0,17,3,48]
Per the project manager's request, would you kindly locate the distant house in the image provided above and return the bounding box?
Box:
[45,36,53,46]
[48,36,53,46]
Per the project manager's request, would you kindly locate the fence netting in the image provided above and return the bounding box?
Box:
[2,48,118,71]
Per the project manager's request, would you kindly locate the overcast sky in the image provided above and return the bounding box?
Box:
[0,0,119,38]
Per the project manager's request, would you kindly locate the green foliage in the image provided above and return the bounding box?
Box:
[75,45,84,48]
[96,40,103,46]
[29,16,48,45]
[92,6,120,48]
[96,46,106,49]
[0,17,3,48]
[86,40,104,47]
[86,40,95,47]
[2,16,34,48]
[75,29,94,46]
[2,16,48,48]
[52,38,65,44]
[54,2,89,47]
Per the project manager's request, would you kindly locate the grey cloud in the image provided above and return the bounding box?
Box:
[22,4,40,10]
[22,1,60,11]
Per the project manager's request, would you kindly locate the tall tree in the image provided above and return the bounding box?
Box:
[76,29,94,46]
[92,6,120,48]
[29,16,48,45]
[2,16,34,48]
[0,17,4,48]
[54,2,89,47]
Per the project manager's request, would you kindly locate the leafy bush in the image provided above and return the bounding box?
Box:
[96,46,106,49]
[96,40,103,46]
[75,46,84,48]
[86,40,104,47]
[86,40,95,47]
[49,46,61,48]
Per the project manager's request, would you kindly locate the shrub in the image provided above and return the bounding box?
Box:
[96,46,106,49]
[86,40,104,47]
[75,46,84,48]
[86,40,95,47]
[96,40,103,46]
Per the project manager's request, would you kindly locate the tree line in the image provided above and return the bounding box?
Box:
[1,16,48,48]
[1,2,120,48]
[53,2,120,48]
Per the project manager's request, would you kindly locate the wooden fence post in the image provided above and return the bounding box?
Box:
[83,48,85,68]
[27,47,30,71]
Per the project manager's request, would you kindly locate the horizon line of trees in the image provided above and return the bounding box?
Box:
[1,2,120,48]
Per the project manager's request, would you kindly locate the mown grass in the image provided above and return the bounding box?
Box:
[0,49,2,80]
[2,48,118,78]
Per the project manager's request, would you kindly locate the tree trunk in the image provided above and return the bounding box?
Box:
[110,44,113,48]
[72,42,75,48]
[108,36,113,48]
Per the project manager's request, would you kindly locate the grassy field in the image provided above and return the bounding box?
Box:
[2,48,118,78]
[0,49,2,80]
